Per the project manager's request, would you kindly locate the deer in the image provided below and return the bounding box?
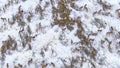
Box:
[1,17,7,22]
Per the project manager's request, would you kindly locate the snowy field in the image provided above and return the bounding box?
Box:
[0,0,120,68]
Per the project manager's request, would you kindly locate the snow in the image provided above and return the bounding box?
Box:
[0,0,120,68]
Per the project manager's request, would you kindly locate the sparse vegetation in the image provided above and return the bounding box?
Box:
[0,0,120,68]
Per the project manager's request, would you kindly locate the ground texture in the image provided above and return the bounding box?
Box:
[0,0,120,68]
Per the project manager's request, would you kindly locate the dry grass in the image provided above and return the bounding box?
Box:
[0,0,120,68]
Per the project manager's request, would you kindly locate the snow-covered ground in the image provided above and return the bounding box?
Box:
[0,0,120,68]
